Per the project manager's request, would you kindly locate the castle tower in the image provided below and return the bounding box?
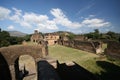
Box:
[34,30,38,34]
[30,30,43,43]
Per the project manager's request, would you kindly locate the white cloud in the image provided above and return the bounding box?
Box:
[12,7,22,16]
[7,25,14,30]
[0,6,112,33]
[0,6,11,20]
[82,18,110,28]
[9,8,58,30]
[51,8,82,29]
[22,12,58,30]
[10,8,23,26]
[23,13,48,23]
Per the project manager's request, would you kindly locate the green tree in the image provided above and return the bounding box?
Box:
[106,31,118,41]
[84,29,101,40]
[67,34,75,40]
[0,30,11,47]
[23,34,31,41]
[93,29,100,39]
[0,40,10,47]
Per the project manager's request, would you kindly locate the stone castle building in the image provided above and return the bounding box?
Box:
[44,33,59,45]
[30,30,43,43]
[31,30,60,45]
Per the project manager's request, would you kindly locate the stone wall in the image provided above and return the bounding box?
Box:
[58,40,102,54]
[44,33,59,45]
[0,45,44,65]
[74,41,96,53]
[105,41,120,59]
[0,45,48,80]
[31,30,43,43]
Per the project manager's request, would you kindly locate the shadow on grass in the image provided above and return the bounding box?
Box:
[37,60,99,80]
[0,52,12,80]
[96,61,120,80]
[56,61,99,80]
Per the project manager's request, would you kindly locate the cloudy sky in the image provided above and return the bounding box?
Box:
[0,0,120,34]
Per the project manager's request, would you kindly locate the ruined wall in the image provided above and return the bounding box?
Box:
[58,40,102,54]
[74,41,96,53]
[0,45,43,65]
[0,44,48,80]
[105,41,120,59]
[44,34,59,45]
[31,30,43,43]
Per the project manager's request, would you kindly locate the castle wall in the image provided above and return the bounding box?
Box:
[58,40,102,54]
[105,41,120,59]
[44,34,59,45]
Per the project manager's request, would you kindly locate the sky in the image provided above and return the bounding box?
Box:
[0,0,120,34]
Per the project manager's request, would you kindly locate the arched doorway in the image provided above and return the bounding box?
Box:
[14,55,37,80]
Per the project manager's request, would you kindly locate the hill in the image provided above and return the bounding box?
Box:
[44,31,75,36]
[8,31,27,37]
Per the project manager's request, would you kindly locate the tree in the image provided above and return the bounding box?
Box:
[93,29,100,39]
[0,28,1,32]
[84,29,100,40]
[0,40,10,47]
[106,31,118,41]
[94,29,99,34]
[67,34,75,40]
[85,32,94,39]
[0,30,11,47]
[23,34,31,41]
[119,37,120,42]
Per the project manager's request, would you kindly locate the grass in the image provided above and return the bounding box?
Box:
[49,45,103,74]
[48,44,120,79]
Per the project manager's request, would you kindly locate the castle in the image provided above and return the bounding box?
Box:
[30,30,43,43]
[31,30,60,45]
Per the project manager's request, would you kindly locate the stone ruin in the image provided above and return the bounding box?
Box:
[30,30,43,43]
[30,30,48,57]
[0,42,48,80]
[19,55,37,80]
[37,39,48,58]
[58,37,103,54]
[31,30,60,45]
[105,41,120,59]
[44,33,60,45]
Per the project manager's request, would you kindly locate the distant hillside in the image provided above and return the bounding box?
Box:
[8,31,27,37]
[44,31,75,35]
[55,31,74,35]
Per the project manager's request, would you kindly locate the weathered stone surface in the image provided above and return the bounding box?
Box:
[44,33,60,45]
[31,30,43,43]
[9,65,15,80]
[0,45,43,65]
[19,55,37,80]
[58,40,103,54]
[105,41,120,59]
[0,44,48,80]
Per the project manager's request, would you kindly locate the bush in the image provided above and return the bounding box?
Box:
[0,40,10,47]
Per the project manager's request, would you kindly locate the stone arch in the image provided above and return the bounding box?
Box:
[0,45,46,80]
[0,52,12,80]
[14,55,37,80]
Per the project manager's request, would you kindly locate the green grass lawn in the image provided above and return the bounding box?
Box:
[49,45,103,74]
[48,45,120,80]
